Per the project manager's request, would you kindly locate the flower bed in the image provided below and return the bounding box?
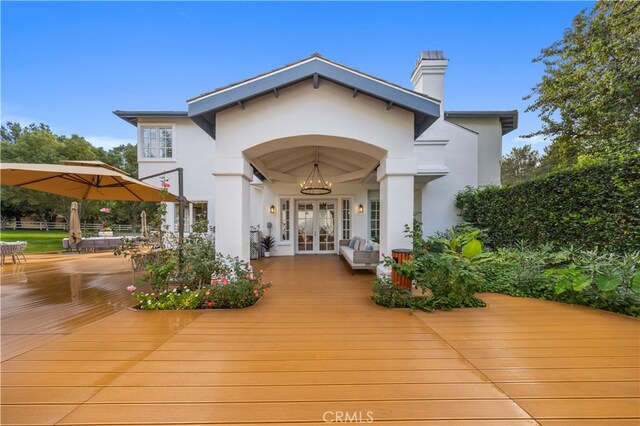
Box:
[128,255,271,310]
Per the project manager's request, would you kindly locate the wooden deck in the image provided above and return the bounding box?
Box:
[1,254,638,425]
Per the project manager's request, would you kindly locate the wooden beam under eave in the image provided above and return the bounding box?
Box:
[313,73,320,89]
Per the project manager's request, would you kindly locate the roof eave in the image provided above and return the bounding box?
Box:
[113,111,189,127]
[445,110,518,135]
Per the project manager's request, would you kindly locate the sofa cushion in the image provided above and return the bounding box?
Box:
[348,238,357,249]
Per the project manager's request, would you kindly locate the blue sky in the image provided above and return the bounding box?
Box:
[2,1,593,154]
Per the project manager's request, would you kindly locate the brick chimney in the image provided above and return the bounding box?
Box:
[410,51,448,108]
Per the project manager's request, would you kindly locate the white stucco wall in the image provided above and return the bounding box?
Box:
[136,117,215,231]
[446,116,503,187]
[417,118,479,236]
[216,79,415,159]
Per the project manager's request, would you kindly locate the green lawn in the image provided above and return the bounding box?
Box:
[0,230,68,253]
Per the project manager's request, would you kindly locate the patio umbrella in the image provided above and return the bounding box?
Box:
[69,201,82,245]
[0,161,179,202]
[140,211,148,239]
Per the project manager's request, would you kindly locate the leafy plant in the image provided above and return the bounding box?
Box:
[261,234,275,252]
[476,245,640,317]
[376,221,487,312]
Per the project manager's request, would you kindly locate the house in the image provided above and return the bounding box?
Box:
[114,51,517,269]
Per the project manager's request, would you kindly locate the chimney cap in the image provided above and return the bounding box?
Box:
[419,50,447,61]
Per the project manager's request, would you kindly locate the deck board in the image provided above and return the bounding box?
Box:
[2,253,639,425]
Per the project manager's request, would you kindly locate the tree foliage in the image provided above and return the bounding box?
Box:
[0,121,156,228]
[500,144,545,185]
[524,1,640,167]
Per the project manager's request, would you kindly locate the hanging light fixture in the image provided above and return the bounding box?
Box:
[300,147,332,195]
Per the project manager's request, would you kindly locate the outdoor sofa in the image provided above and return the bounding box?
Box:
[339,237,380,273]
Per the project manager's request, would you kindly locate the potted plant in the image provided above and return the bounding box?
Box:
[261,234,275,258]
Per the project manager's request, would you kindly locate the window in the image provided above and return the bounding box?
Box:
[192,202,208,224]
[142,126,173,158]
[174,203,190,231]
[281,199,290,241]
[370,200,380,241]
[342,199,351,239]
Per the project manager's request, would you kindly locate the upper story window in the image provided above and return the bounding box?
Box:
[141,126,173,158]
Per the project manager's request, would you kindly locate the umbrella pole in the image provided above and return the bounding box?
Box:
[178,168,184,267]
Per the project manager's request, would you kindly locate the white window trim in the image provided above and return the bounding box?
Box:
[277,196,293,246]
[339,196,355,241]
[368,197,381,241]
[138,123,177,163]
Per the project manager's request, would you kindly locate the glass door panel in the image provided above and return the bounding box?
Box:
[297,202,314,252]
[318,201,335,253]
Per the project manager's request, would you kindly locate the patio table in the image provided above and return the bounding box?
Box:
[62,236,124,252]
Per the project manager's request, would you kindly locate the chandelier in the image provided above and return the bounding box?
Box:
[300,148,332,195]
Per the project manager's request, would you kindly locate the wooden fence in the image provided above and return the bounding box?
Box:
[2,220,133,232]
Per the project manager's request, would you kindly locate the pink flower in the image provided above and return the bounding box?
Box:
[207,301,213,307]
[126,285,136,292]
[381,252,386,258]
[99,207,111,214]
[245,273,250,278]
[161,181,170,188]
[254,290,259,298]
[205,290,210,296]
[221,277,228,286]
[259,269,264,273]
[211,279,217,285]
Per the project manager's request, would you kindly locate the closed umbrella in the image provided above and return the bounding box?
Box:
[141,211,148,239]
[69,201,82,246]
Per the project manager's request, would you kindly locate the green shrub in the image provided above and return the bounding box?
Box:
[373,222,486,312]
[477,246,640,317]
[456,155,640,253]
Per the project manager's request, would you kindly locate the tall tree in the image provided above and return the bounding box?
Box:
[524,1,640,167]
[501,145,543,185]
[1,122,158,229]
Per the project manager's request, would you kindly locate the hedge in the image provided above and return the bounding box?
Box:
[456,155,640,253]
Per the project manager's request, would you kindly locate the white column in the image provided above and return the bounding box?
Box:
[377,157,417,274]
[212,157,252,260]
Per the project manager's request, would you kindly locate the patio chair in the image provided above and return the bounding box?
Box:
[0,242,21,265]
[15,241,27,263]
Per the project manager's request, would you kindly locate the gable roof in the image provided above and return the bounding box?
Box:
[187,54,441,139]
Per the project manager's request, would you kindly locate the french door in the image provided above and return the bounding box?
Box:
[296,200,336,254]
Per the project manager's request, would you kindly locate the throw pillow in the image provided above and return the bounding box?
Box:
[348,238,357,249]
[365,244,374,251]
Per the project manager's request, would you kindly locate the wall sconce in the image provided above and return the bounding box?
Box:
[269,205,276,214]
[357,204,364,214]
